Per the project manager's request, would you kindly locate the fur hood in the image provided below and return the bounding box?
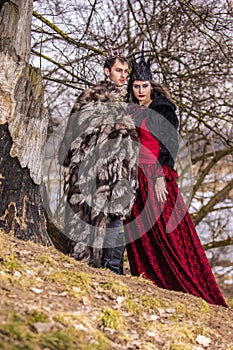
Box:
[61,81,139,267]
[58,80,127,165]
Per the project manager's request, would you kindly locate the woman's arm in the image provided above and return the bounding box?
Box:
[147,99,179,202]
[148,102,179,169]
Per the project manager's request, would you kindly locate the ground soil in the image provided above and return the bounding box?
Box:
[0,230,233,350]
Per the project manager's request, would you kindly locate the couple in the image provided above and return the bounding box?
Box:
[59,47,227,307]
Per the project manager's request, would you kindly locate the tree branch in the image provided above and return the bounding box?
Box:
[191,178,233,226]
[203,236,233,250]
[33,11,106,56]
[80,0,98,42]
[42,76,85,90]
[177,101,233,146]
[192,149,233,198]
[178,0,232,61]
[31,49,94,86]
[192,149,233,164]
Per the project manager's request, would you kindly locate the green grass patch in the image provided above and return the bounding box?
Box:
[140,295,167,309]
[101,307,123,330]
[124,298,142,314]
[99,280,128,296]
[45,270,91,290]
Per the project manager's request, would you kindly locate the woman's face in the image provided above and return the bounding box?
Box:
[132,80,152,106]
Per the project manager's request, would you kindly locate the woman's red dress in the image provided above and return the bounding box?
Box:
[125,111,227,307]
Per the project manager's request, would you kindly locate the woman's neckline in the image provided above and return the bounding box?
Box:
[139,99,152,108]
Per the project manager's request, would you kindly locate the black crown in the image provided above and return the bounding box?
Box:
[130,42,152,81]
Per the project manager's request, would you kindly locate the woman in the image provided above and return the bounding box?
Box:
[124,48,227,307]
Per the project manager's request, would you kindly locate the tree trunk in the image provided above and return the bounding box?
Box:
[0,124,52,245]
[0,0,53,245]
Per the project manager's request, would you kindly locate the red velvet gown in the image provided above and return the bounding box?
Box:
[125,118,227,307]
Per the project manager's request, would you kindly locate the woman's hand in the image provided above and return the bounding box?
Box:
[154,177,168,203]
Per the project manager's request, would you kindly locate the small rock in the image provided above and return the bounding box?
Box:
[63,263,73,268]
[146,330,158,338]
[196,335,211,347]
[158,308,166,317]
[13,271,22,277]
[104,327,117,334]
[7,294,17,298]
[148,314,159,321]
[94,294,102,299]
[18,250,32,256]
[34,322,55,333]
[73,324,88,332]
[82,296,89,305]
[116,296,125,304]
[129,331,139,340]
[36,277,44,282]
[59,291,69,297]
[72,286,81,293]
[42,306,51,312]
[30,287,43,294]
[166,308,176,314]
[49,292,59,296]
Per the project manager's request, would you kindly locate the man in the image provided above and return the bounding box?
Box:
[103,55,129,88]
[99,54,129,274]
[100,54,130,274]
[58,53,138,275]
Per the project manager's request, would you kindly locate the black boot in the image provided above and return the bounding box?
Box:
[101,216,125,274]
[101,244,125,275]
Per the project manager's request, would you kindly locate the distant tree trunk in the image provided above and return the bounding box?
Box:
[0,0,53,245]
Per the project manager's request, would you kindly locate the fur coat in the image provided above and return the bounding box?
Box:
[59,81,139,267]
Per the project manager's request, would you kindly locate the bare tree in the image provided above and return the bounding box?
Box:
[0,0,68,250]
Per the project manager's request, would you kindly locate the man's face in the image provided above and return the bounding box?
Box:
[104,59,129,87]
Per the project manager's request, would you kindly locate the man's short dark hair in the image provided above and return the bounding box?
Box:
[104,56,129,71]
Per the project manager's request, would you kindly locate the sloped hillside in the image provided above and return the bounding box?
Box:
[0,230,232,350]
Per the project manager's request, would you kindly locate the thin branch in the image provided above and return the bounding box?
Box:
[210,205,233,212]
[203,236,233,250]
[31,49,94,86]
[192,149,233,164]
[33,11,106,56]
[42,76,85,90]
[191,178,233,226]
[192,149,233,198]
[177,101,233,146]
[178,0,232,61]
[127,0,144,35]
[80,0,98,41]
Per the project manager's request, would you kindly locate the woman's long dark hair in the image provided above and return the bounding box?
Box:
[127,79,175,105]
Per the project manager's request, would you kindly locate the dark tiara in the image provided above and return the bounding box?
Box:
[130,42,152,81]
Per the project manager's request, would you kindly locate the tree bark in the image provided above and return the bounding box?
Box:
[0,0,53,245]
[0,124,52,245]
